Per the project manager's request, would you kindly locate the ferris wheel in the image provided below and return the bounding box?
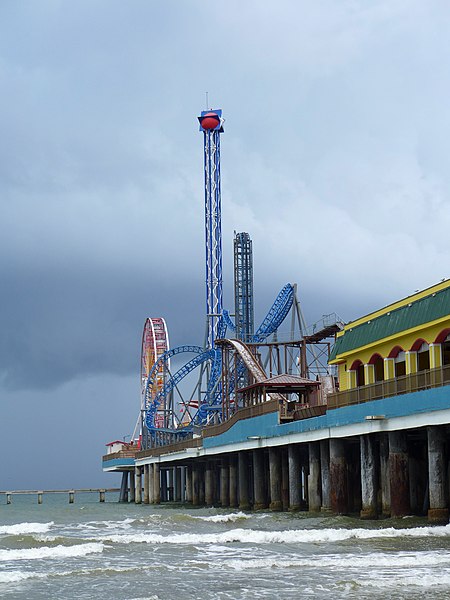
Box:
[140,318,170,429]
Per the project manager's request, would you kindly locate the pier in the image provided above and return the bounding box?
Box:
[104,280,450,525]
[102,110,450,525]
[0,488,120,504]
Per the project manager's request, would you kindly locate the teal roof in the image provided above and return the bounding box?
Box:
[329,285,450,361]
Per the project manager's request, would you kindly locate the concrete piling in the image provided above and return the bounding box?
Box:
[153,463,161,504]
[239,452,250,510]
[129,470,136,503]
[330,438,348,515]
[229,456,238,508]
[269,447,282,511]
[427,425,449,523]
[119,472,128,503]
[281,448,289,511]
[320,440,331,512]
[143,465,150,504]
[175,467,182,502]
[220,458,230,507]
[288,445,301,511]
[253,449,267,510]
[192,465,200,506]
[186,465,192,503]
[389,431,410,518]
[379,434,390,517]
[308,442,321,512]
[205,463,214,506]
[360,434,377,519]
[135,467,142,504]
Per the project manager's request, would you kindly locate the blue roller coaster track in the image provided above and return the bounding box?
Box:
[144,284,295,437]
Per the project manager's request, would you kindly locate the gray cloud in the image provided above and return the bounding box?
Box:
[1,0,449,486]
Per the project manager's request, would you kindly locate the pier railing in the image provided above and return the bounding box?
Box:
[203,399,279,438]
[328,364,450,409]
[136,436,202,459]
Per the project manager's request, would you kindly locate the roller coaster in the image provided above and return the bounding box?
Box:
[134,108,340,449]
[141,283,296,448]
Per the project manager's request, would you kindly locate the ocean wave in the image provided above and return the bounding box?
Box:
[193,512,251,523]
[0,542,104,562]
[96,523,450,546]
[0,571,49,583]
[357,571,450,589]
[75,518,135,531]
[0,564,150,585]
[0,522,54,536]
[216,550,450,571]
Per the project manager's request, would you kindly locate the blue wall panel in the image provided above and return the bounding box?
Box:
[203,386,450,448]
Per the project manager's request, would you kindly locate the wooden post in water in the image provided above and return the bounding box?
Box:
[135,467,142,504]
[38,492,43,504]
[143,465,150,504]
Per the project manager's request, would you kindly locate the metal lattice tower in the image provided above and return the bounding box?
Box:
[234,232,254,343]
[198,109,224,348]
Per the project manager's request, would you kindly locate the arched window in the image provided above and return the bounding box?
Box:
[369,353,384,382]
[389,346,406,377]
[411,339,430,371]
[435,329,450,366]
[350,359,365,387]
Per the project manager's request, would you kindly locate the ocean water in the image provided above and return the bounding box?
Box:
[1,493,450,599]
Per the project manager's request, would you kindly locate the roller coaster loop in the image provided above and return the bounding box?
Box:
[144,283,295,432]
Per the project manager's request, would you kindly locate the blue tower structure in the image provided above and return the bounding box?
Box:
[198,109,224,349]
[234,232,254,343]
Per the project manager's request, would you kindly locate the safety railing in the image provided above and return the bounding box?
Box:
[328,364,450,409]
[102,450,138,462]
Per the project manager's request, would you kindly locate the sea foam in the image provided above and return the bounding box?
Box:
[0,522,54,536]
[0,542,104,562]
[0,571,49,583]
[98,523,450,546]
[219,550,450,571]
[194,512,251,523]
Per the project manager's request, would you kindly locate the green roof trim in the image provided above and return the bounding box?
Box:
[329,286,450,362]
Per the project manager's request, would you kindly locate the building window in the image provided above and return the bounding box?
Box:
[394,351,406,377]
[417,342,430,371]
[444,334,450,366]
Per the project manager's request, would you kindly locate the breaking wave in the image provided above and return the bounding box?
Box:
[0,542,104,562]
[193,512,251,523]
[97,524,450,546]
[0,522,54,536]
[217,550,450,570]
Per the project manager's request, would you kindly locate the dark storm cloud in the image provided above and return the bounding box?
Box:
[1,0,450,486]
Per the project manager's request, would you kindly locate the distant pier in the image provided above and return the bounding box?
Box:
[0,488,120,504]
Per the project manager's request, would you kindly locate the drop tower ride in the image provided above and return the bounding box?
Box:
[198,109,225,349]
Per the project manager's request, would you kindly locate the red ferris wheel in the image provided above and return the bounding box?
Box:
[140,318,170,429]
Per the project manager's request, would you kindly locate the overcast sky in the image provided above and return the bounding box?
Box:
[1,0,449,489]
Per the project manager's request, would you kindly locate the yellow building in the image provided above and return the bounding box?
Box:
[329,279,450,395]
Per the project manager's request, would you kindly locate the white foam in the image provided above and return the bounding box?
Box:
[98,523,450,546]
[0,571,49,583]
[358,570,450,589]
[76,518,134,531]
[0,542,104,562]
[219,550,450,571]
[194,512,251,523]
[0,522,54,536]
